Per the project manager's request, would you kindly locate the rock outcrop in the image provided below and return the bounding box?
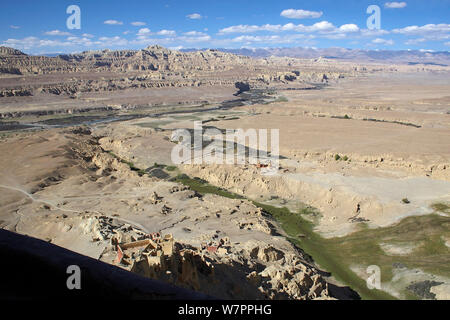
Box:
[0,45,354,100]
[100,228,332,300]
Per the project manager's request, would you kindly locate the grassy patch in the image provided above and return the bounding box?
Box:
[171,173,395,300]
[252,202,395,300]
[172,174,244,200]
[363,118,421,129]
[172,173,450,299]
[135,120,173,129]
[335,154,349,161]
[106,151,146,176]
[96,156,448,300]
[326,214,450,284]
[331,114,352,120]
[151,162,166,169]
[431,203,450,213]
[274,96,288,103]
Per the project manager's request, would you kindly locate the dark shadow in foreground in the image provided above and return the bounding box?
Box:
[0,229,212,300]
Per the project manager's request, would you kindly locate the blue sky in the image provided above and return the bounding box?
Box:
[1,0,449,54]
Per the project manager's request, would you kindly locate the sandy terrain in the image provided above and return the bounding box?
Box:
[0,46,448,299]
[88,72,449,238]
[0,128,349,299]
[169,73,450,236]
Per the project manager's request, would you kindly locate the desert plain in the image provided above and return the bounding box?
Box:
[0,45,449,300]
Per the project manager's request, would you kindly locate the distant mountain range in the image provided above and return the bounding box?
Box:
[3,45,450,67]
[0,45,254,75]
[182,47,450,66]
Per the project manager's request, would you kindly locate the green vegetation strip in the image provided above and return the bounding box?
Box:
[324,214,450,296]
[106,151,147,176]
[101,152,449,300]
[172,174,396,300]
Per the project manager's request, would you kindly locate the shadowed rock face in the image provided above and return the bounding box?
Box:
[0,229,212,299]
[234,82,251,95]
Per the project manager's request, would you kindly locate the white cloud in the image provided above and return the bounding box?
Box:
[404,38,426,45]
[104,20,123,25]
[384,2,407,9]
[187,13,202,20]
[218,21,337,34]
[339,24,359,33]
[228,33,314,45]
[10,25,20,29]
[131,21,146,26]
[184,31,208,36]
[137,28,151,35]
[232,35,279,43]
[392,24,450,43]
[65,36,95,47]
[218,25,268,34]
[360,29,390,37]
[392,24,450,35]
[372,38,394,45]
[44,30,72,36]
[280,9,323,19]
[7,10,450,54]
[216,21,383,44]
[96,36,128,46]
[131,33,212,47]
[178,35,211,43]
[157,30,176,36]
[311,21,334,32]
[1,37,72,50]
